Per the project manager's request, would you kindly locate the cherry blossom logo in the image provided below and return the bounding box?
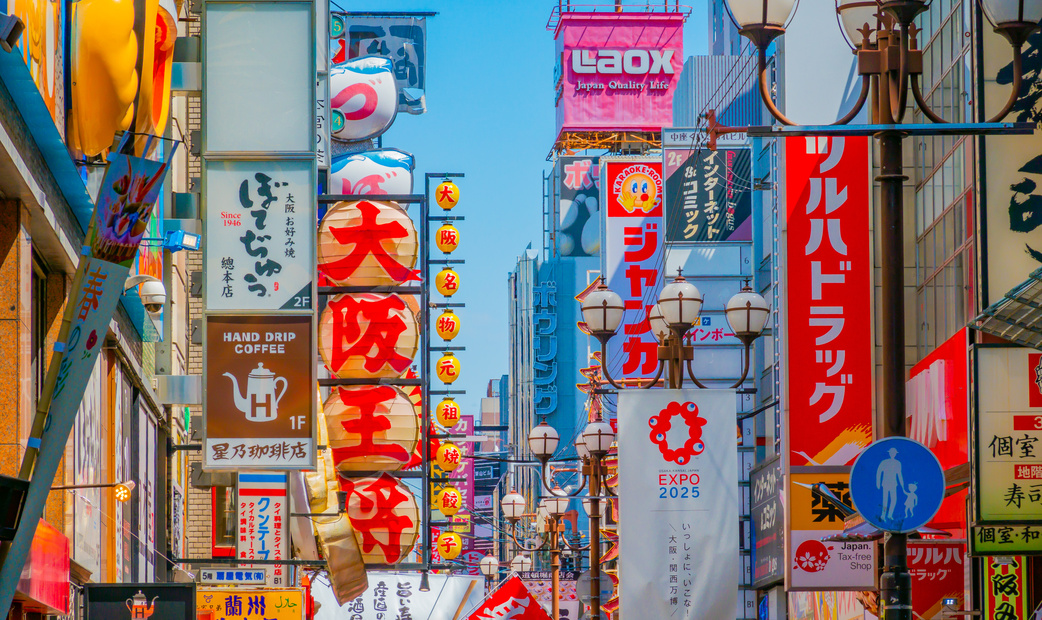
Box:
[648,401,706,465]
[794,540,832,573]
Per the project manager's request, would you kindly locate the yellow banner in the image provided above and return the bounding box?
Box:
[197,589,304,620]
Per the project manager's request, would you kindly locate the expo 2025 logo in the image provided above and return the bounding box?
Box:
[648,401,707,465]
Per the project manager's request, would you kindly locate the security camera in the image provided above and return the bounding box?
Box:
[139,279,167,314]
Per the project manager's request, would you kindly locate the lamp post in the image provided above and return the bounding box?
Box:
[716,1,1042,618]
[501,416,616,620]
[479,555,499,594]
[581,272,770,389]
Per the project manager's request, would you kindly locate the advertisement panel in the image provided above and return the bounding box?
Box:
[983,557,1028,620]
[787,591,869,620]
[9,0,65,129]
[983,30,1042,304]
[15,520,70,614]
[617,389,738,620]
[557,155,600,257]
[554,13,683,133]
[237,473,290,586]
[519,571,580,620]
[783,135,873,467]
[973,524,1042,554]
[464,576,551,620]
[664,145,752,243]
[787,471,876,590]
[329,14,427,115]
[906,328,969,536]
[197,588,304,620]
[751,456,783,589]
[85,583,196,620]
[313,573,484,620]
[204,315,315,469]
[204,159,314,311]
[602,158,664,384]
[976,347,1042,522]
[909,541,965,618]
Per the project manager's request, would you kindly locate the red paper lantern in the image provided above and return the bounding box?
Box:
[319,293,419,378]
[340,473,420,565]
[318,200,419,286]
[325,386,419,472]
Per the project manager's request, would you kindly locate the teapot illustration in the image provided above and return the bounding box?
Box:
[223,363,288,422]
[126,590,158,619]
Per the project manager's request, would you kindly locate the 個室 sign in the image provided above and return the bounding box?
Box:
[205,315,315,469]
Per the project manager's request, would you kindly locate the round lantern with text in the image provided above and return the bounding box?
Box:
[340,473,420,565]
[435,180,460,210]
[318,200,419,286]
[320,293,420,379]
[436,353,461,384]
[324,386,419,472]
[435,224,460,253]
[435,443,463,472]
[435,268,460,297]
[435,310,461,341]
[437,486,462,517]
[436,398,461,428]
[436,531,463,560]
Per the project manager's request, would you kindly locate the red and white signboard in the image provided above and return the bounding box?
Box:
[602,158,665,385]
[783,136,873,467]
[466,576,551,620]
[237,472,289,586]
[554,13,683,134]
[909,541,966,619]
[906,328,969,537]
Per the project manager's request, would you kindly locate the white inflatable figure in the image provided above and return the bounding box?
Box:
[330,149,415,196]
[330,56,398,143]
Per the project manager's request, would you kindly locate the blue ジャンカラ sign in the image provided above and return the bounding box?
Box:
[849,437,945,534]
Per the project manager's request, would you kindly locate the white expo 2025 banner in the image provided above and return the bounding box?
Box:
[618,389,738,620]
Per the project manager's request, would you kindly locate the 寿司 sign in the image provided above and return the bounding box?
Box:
[554,12,683,134]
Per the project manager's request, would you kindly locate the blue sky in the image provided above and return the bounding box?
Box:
[369,1,710,419]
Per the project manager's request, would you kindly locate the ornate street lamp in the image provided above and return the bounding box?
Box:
[581,272,770,390]
[479,555,499,593]
[510,418,617,620]
[718,1,1042,618]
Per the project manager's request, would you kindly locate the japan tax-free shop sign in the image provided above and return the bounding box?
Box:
[205,315,315,469]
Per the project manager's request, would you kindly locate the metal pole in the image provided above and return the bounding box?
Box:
[422,174,432,574]
[550,518,561,620]
[589,458,602,619]
[876,130,911,620]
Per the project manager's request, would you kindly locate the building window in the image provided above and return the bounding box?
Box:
[212,485,237,556]
[31,256,48,403]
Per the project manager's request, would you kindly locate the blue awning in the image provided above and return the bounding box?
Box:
[0,47,93,233]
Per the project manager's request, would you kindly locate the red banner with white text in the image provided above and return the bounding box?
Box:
[784,136,873,467]
[467,576,551,620]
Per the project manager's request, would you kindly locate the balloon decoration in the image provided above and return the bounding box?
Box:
[324,386,420,472]
[329,149,415,196]
[435,309,461,341]
[340,474,420,565]
[436,398,461,428]
[318,200,419,286]
[330,57,398,142]
[435,353,461,384]
[435,180,460,210]
[435,443,463,472]
[435,224,460,253]
[435,268,460,297]
[319,293,420,379]
[437,486,462,517]
[436,531,463,560]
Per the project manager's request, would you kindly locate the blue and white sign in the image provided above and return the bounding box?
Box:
[849,437,945,534]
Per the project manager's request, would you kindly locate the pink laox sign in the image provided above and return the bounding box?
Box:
[554,12,683,134]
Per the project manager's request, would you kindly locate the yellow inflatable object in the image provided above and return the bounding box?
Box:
[132,0,176,155]
[69,0,139,156]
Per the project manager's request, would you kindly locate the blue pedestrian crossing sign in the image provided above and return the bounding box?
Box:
[849,437,945,534]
